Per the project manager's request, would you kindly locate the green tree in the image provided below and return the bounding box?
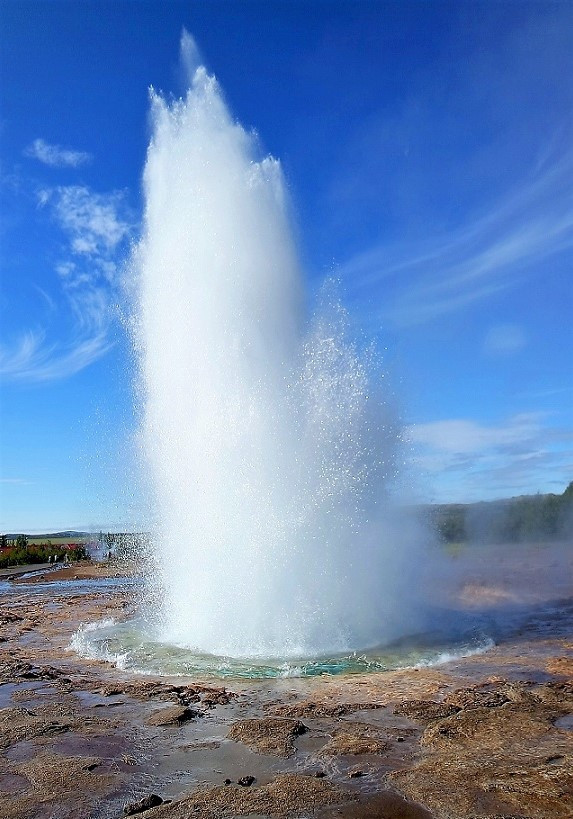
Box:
[15,534,28,549]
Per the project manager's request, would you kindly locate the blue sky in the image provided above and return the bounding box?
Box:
[1,1,572,532]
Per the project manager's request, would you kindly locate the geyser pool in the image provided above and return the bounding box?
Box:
[71,615,494,679]
[129,32,427,662]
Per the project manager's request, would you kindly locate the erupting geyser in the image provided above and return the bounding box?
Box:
[132,32,424,661]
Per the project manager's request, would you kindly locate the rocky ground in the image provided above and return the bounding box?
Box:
[0,552,572,819]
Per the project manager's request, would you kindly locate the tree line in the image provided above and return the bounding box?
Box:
[430,481,573,545]
[0,535,89,569]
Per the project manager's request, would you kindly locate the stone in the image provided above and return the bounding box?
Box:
[124,793,164,814]
[348,767,365,778]
[149,773,354,817]
[145,705,199,727]
[227,717,308,757]
[318,725,388,757]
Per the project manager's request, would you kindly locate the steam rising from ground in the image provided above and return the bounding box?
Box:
[131,33,426,660]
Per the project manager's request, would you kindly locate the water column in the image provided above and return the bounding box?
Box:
[133,33,419,659]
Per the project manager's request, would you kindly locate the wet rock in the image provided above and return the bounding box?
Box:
[545,754,565,763]
[273,699,384,719]
[0,706,72,749]
[443,680,528,711]
[390,683,573,818]
[319,725,388,757]
[187,683,237,707]
[540,679,573,705]
[16,752,120,804]
[201,690,233,708]
[100,686,123,697]
[124,793,164,814]
[0,660,60,684]
[36,721,71,737]
[393,699,460,723]
[99,680,236,708]
[93,700,125,708]
[146,705,200,726]
[150,773,354,818]
[227,717,308,757]
[546,656,573,676]
[0,610,24,625]
[223,778,232,785]
[237,775,255,787]
[348,767,365,778]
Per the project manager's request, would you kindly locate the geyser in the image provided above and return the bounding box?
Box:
[132,33,424,661]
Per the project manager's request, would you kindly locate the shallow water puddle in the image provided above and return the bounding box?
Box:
[50,731,133,761]
[0,680,54,708]
[555,714,573,730]
[148,739,293,799]
[0,772,30,794]
[0,682,19,708]
[4,739,38,763]
[74,689,126,708]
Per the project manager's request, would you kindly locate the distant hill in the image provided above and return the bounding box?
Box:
[3,531,92,540]
[4,483,573,547]
[428,481,573,544]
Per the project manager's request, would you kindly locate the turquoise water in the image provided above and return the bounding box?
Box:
[70,616,494,679]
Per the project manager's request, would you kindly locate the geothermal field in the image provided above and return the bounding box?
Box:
[1,29,572,819]
[1,541,572,818]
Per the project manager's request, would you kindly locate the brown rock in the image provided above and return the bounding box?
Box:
[98,679,236,707]
[443,680,528,711]
[227,717,307,757]
[17,753,119,803]
[146,705,199,726]
[124,793,164,814]
[393,698,460,723]
[0,707,72,750]
[150,773,354,817]
[348,767,365,778]
[546,656,573,677]
[273,699,385,718]
[319,724,388,757]
[390,684,573,818]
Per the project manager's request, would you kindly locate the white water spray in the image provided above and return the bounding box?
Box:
[132,33,424,660]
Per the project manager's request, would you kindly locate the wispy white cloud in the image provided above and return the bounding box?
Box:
[24,138,92,168]
[0,325,113,383]
[1,186,133,383]
[408,413,544,456]
[32,285,57,314]
[41,186,131,263]
[483,324,526,357]
[407,413,573,502]
[341,149,573,327]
